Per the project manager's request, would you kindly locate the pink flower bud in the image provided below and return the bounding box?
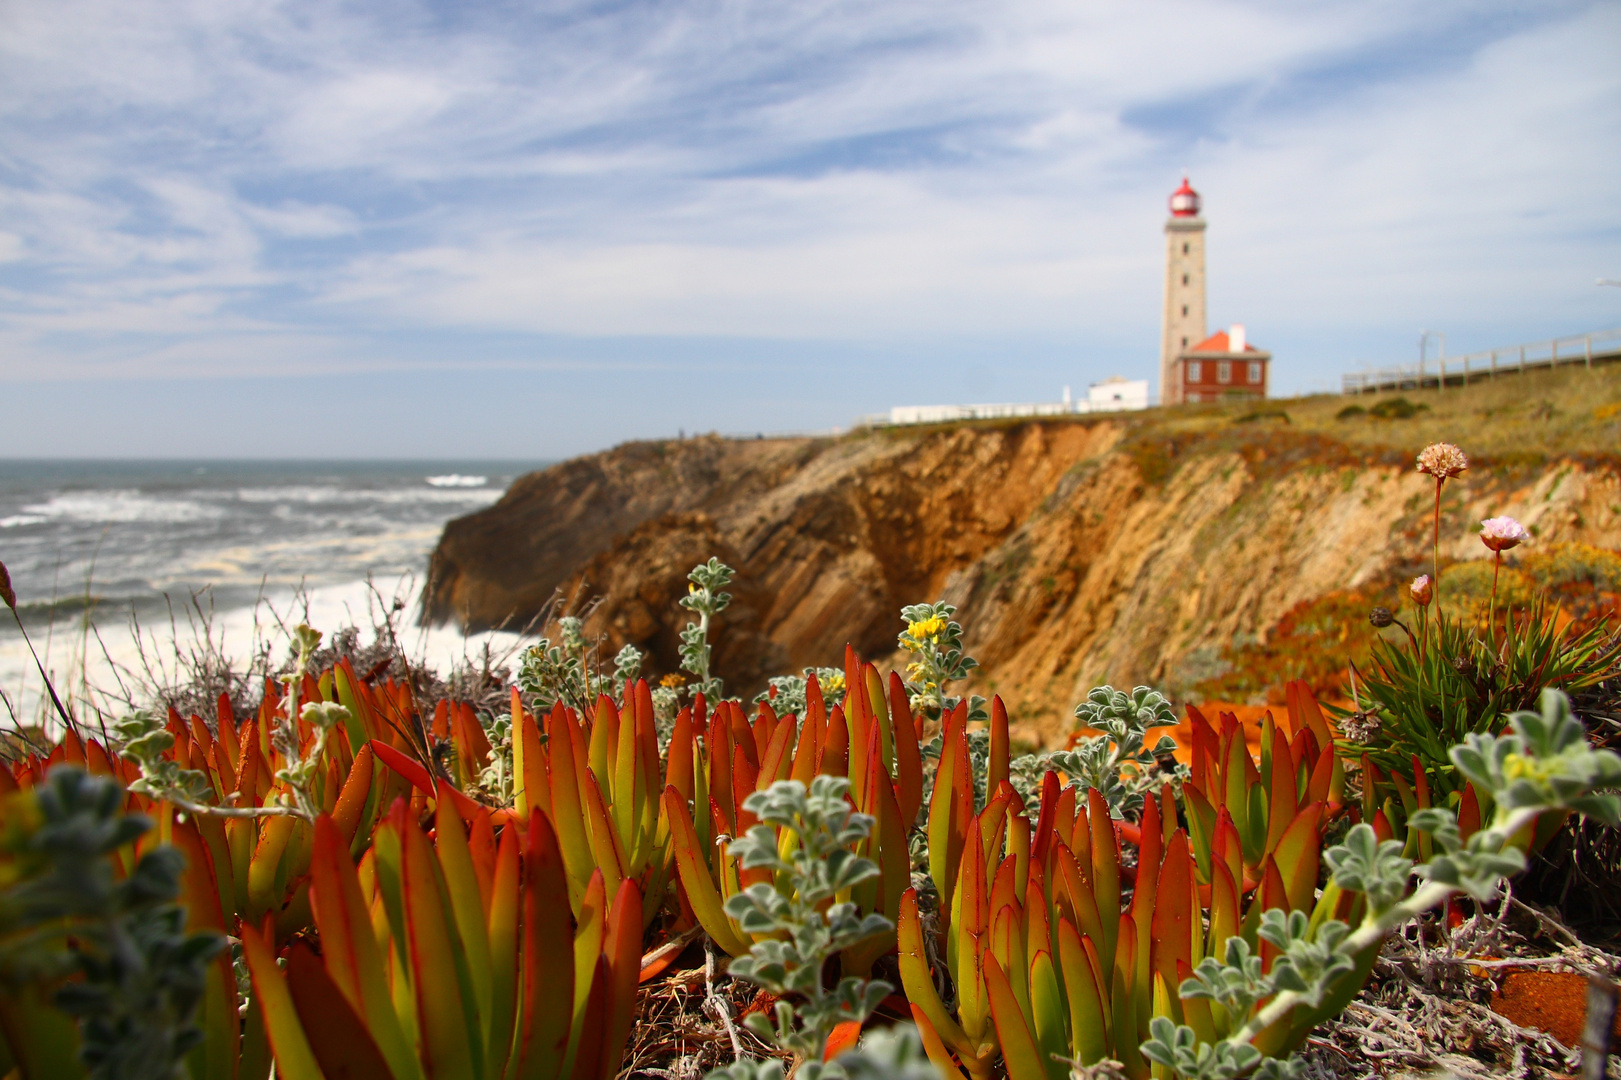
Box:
[1409,575,1433,607]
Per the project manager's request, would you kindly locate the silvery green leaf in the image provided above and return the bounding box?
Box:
[832,1024,938,1080]
[705,1056,785,1080]
[1325,824,1413,914]
[1253,1056,1309,1080]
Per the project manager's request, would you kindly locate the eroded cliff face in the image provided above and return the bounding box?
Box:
[424,422,1621,747]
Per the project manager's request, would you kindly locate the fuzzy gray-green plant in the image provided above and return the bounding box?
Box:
[1047,685,1181,819]
[0,767,226,1080]
[679,558,734,702]
[897,601,985,722]
[1140,688,1621,1079]
[754,668,849,717]
[518,615,643,714]
[704,776,896,1080]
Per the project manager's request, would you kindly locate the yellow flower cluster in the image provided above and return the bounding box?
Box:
[904,615,947,647]
[660,672,687,689]
[822,672,846,693]
[1501,752,1561,798]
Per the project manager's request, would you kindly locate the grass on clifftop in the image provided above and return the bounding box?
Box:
[870,362,1621,464]
[1131,362,1621,462]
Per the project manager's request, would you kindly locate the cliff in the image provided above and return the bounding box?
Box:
[424,365,1621,746]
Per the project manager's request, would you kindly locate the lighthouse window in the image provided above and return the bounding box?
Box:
[1187,361,1201,382]
[1217,361,1231,384]
[1182,242,1189,254]
[1181,305,1188,317]
[1181,273,1189,285]
[1181,336,1188,347]
[1248,362,1262,384]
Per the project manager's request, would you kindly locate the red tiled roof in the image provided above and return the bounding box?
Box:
[1189,331,1262,354]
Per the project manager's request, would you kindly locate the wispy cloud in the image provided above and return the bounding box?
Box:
[0,0,1616,448]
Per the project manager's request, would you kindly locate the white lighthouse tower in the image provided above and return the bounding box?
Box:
[1160,177,1207,406]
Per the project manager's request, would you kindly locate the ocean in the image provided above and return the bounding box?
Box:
[0,459,547,724]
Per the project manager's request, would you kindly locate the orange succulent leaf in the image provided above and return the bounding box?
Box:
[897,889,972,1054]
[566,954,610,1080]
[485,824,521,1080]
[1458,783,1483,841]
[1183,783,1217,882]
[245,813,296,925]
[239,923,323,1080]
[167,818,239,1078]
[546,711,598,913]
[1150,831,1195,994]
[661,786,749,957]
[369,739,433,796]
[579,768,628,900]
[331,742,375,846]
[928,709,966,912]
[908,1004,971,1080]
[1263,726,1299,857]
[820,703,849,779]
[601,880,644,1080]
[284,942,392,1080]
[1272,802,1327,914]
[400,815,483,1079]
[1287,679,1336,754]
[988,696,1010,796]
[863,663,894,771]
[513,695,546,820]
[889,671,923,827]
[1055,918,1110,1066]
[434,799,494,1034]
[758,716,795,792]
[983,953,1046,1080]
[1028,950,1069,1080]
[824,1019,862,1062]
[518,810,574,1080]
[667,708,697,804]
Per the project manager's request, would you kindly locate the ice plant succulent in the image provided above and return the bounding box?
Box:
[1415,442,1468,617]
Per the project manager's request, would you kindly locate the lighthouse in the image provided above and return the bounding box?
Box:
[1160,177,1207,405]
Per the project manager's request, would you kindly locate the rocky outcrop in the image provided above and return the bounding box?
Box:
[425,422,1621,747]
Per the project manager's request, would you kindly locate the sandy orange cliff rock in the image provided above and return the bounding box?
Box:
[425,399,1621,748]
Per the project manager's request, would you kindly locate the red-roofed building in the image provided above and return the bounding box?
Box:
[1177,324,1270,403]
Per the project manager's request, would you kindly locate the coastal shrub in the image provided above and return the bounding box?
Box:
[1368,397,1429,420]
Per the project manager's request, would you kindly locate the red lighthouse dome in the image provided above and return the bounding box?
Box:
[1169,176,1201,217]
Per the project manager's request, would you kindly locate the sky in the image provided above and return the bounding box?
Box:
[1,0,1618,459]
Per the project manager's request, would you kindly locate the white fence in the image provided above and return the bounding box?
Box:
[1341,328,1621,395]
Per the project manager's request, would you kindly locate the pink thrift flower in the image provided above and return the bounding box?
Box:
[1409,575,1433,606]
[1479,516,1529,553]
